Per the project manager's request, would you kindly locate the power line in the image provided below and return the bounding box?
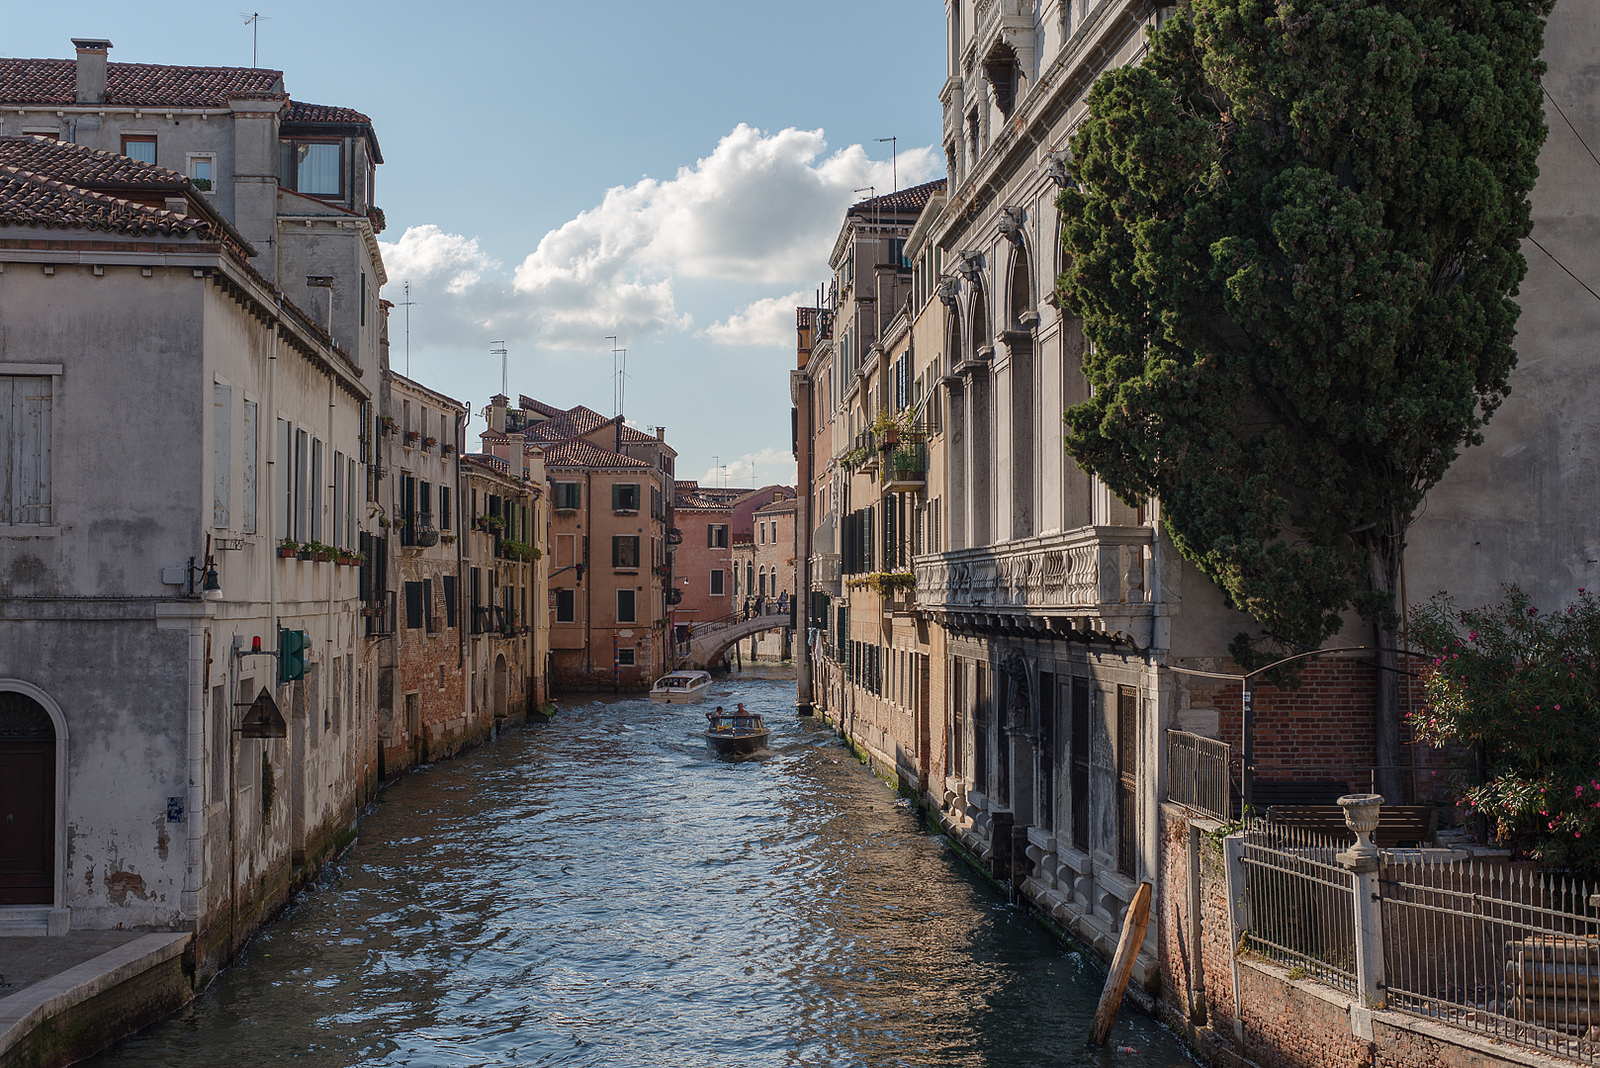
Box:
[1542,80,1600,174]
[1528,235,1600,306]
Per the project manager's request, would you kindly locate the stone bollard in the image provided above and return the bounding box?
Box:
[1337,793,1386,1011]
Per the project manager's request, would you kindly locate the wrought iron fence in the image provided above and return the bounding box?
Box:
[1383,859,1600,1063]
[1240,820,1358,995]
[1167,729,1233,822]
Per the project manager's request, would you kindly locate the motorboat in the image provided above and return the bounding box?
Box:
[704,704,770,755]
[649,670,712,704]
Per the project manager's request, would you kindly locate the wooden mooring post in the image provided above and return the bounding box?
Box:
[1087,880,1152,1047]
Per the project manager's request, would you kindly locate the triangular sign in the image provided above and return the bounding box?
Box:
[238,687,287,739]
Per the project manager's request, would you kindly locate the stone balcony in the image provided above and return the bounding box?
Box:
[912,526,1157,648]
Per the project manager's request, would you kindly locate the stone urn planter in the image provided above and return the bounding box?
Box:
[1338,793,1384,860]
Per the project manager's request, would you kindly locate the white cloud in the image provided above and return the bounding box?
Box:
[700,290,810,348]
[380,125,940,351]
[702,447,797,488]
[379,225,496,294]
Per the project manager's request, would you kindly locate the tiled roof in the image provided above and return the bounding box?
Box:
[541,436,650,470]
[852,178,947,216]
[0,162,211,238]
[755,497,796,514]
[0,58,285,108]
[0,135,187,193]
[284,100,371,126]
[518,395,567,418]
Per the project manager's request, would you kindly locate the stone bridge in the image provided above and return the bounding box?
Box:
[681,609,792,669]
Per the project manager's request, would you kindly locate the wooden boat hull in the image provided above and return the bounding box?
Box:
[705,728,770,755]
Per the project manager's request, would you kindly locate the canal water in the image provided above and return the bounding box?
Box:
[85,677,1195,1068]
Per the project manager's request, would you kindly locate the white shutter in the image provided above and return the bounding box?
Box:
[242,401,258,534]
[213,383,231,529]
[333,450,344,550]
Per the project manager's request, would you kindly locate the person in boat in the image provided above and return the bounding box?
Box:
[706,705,724,725]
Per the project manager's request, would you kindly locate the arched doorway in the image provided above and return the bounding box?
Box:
[492,655,509,722]
[0,691,56,905]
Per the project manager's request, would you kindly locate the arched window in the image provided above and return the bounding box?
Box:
[758,566,767,598]
[1010,245,1033,327]
[971,286,989,360]
[945,307,962,374]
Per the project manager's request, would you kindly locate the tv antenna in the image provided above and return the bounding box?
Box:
[396,281,418,377]
[490,341,508,398]
[876,137,897,192]
[604,335,628,420]
[241,13,268,68]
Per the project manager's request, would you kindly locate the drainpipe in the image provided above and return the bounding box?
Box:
[583,469,593,676]
[183,616,206,926]
[327,373,336,746]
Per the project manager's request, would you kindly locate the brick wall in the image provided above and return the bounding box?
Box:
[1193,657,1448,802]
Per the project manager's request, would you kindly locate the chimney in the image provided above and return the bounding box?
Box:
[488,395,507,434]
[72,38,112,105]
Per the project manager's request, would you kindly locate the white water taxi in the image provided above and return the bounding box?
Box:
[649,670,712,704]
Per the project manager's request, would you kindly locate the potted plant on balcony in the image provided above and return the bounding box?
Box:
[441,442,457,456]
[892,444,920,479]
[404,429,421,446]
[423,435,438,450]
[841,445,869,470]
[278,537,300,559]
[872,408,901,449]
[380,415,396,435]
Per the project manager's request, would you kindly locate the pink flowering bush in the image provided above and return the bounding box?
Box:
[1411,587,1600,874]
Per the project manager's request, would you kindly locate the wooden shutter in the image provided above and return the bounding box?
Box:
[443,575,458,628]
[213,384,231,528]
[241,401,257,534]
[1071,677,1090,854]
[1117,684,1139,877]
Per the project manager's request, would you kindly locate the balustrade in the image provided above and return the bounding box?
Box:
[912,527,1154,614]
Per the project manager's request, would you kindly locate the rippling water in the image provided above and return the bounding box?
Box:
[86,677,1194,1068]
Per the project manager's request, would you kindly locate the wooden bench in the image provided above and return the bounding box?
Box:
[1265,804,1440,847]
[1232,780,1351,818]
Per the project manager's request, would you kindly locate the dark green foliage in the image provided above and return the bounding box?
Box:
[1057,0,1551,659]
[1412,588,1600,875]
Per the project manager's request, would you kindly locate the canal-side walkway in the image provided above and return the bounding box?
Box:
[0,930,192,1068]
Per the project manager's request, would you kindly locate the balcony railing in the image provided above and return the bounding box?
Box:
[1166,729,1234,823]
[912,526,1155,622]
[364,589,396,638]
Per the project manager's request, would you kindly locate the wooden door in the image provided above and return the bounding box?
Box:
[0,693,55,905]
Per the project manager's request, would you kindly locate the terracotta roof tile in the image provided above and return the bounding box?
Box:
[851,178,947,216]
[0,135,187,193]
[0,162,212,238]
[284,100,371,125]
[541,436,651,470]
[0,58,285,108]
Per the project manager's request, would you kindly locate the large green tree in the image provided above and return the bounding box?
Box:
[1057,0,1551,801]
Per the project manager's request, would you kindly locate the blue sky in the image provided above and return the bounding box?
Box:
[9,2,948,487]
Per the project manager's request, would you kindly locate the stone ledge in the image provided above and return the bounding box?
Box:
[0,931,191,1060]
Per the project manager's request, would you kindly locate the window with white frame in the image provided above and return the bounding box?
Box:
[0,375,51,525]
[186,153,215,192]
[710,569,725,596]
